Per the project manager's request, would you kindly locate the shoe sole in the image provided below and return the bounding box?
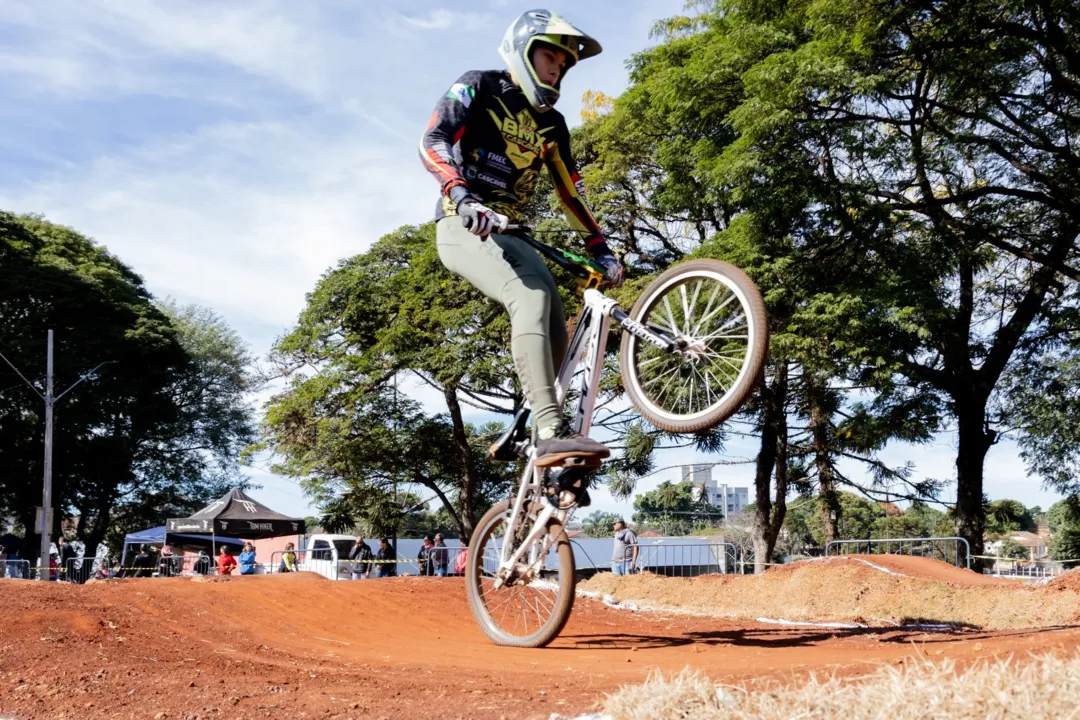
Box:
[534,451,607,468]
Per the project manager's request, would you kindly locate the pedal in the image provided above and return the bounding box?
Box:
[488,407,531,462]
[544,465,595,509]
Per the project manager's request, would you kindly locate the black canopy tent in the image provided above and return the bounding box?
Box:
[166,488,306,557]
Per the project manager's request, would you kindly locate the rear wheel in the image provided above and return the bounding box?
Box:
[620,258,768,433]
[465,499,576,648]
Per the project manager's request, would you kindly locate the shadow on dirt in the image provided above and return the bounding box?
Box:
[560,623,1080,651]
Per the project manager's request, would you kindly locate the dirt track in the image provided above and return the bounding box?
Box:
[2,557,1079,720]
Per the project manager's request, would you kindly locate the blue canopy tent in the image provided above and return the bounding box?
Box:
[120,525,244,566]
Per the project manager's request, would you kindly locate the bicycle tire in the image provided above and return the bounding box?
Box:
[619,258,768,433]
[465,499,576,648]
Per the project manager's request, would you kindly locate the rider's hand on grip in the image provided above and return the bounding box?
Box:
[458,200,509,239]
[596,254,625,288]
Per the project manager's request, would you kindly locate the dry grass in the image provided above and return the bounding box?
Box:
[603,652,1080,720]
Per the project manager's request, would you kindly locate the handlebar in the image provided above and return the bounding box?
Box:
[499,224,607,286]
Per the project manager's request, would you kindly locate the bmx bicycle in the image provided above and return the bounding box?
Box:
[465,226,768,647]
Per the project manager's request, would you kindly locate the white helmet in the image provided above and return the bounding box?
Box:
[498,9,602,112]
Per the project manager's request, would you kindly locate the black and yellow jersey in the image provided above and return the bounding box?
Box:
[420,69,611,258]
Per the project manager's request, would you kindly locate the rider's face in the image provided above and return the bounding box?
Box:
[531,45,568,87]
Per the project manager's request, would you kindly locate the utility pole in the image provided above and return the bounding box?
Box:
[392,370,399,551]
[40,330,55,580]
[0,330,114,581]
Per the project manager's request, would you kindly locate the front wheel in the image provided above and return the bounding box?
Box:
[465,499,576,648]
[620,258,769,433]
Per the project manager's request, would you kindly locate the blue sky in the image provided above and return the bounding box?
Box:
[0,1,1065,525]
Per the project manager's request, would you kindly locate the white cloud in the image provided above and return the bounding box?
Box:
[401,9,459,30]
[0,0,334,100]
[1,116,433,335]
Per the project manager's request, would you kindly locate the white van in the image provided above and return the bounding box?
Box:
[301,534,359,580]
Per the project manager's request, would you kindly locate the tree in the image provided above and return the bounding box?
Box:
[985,498,1037,537]
[642,0,1080,566]
[574,5,945,572]
[264,224,526,540]
[631,480,721,535]
[581,510,622,538]
[264,382,513,541]
[1047,498,1080,535]
[998,538,1030,560]
[0,213,256,556]
[1051,527,1080,563]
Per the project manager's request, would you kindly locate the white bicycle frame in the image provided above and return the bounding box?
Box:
[493,288,620,583]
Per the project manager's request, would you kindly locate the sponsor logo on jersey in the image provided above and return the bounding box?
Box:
[447,83,475,108]
[477,171,509,190]
[466,165,510,190]
[482,149,512,170]
[488,100,555,169]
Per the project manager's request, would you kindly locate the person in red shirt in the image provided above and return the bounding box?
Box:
[217,547,237,576]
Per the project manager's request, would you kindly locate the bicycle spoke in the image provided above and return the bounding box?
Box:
[679,284,691,335]
[694,281,724,336]
[693,291,738,335]
[663,296,679,339]
[688,280,703,328]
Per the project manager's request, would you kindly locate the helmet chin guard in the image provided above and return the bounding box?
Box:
[498,9,601,112]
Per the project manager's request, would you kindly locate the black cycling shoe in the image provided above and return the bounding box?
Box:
[488,408,530,462]
[533,422,610,468]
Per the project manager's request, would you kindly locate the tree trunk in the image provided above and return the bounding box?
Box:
[807,382,840,545]
[752,362,789,574]
[444,384,481,540]
[954,397,994,570]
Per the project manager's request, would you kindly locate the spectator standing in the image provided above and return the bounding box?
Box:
[376,537,396,578]
[128,545,154,578]
[453,545,468,575]
[349,536,374,580]
[58,537,77,582]
[0,544,6,579]
[48,552,60,581]
[193,549,211,576]
[158,545,176,577]
[418,536,435,576]
[611,519,638,576]
[238,542,257,575]
[93,557,119,580]
[218,547,237,575]
[432,534,450,577]
[9,548,23,579]
[279,542,297,573]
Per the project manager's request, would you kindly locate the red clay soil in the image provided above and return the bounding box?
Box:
[2,569,1079,720]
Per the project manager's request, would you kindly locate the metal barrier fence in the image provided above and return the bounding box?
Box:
[824,536,971,569]
[268,547,465,580]
[156,554,217,577]
[1,559,31,579]
[63,557,98,583]
[985,564,1064,579]
[633,542,742,577]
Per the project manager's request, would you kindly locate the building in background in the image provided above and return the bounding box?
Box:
[679,464,749,518]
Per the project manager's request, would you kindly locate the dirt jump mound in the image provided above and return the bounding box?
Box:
[581,554,1080,629]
